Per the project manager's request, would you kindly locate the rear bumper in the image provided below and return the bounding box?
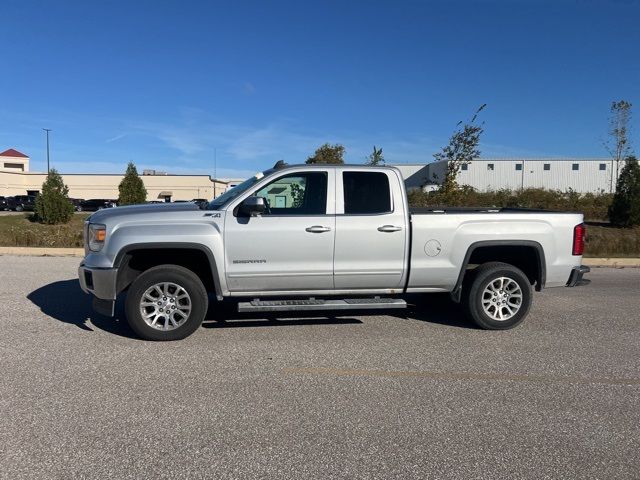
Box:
[78,262,118,316]
[566,265,590,287]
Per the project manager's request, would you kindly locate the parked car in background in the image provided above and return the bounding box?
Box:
[0,196,9,211]
[69,198,85,211]
[77,199,116,212]
[8,195,37,212]
[191,198,209,209]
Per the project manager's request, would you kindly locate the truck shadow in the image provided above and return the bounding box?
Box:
[27,279,136,338]
[27,280,476,339]
[202,293,476,329]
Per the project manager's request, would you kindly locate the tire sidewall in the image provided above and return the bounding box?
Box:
[466,264,532,330]
[125,265,208,341]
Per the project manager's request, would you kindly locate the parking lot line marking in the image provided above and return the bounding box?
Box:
[283,367,640,386]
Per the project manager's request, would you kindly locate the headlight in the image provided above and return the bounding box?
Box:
[88,223,106,252]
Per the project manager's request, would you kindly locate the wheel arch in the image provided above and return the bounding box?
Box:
[114,242,222,300]
[450,240,546,302]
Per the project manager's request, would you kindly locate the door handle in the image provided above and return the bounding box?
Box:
[305,225,332,233]
[378,225,402,232]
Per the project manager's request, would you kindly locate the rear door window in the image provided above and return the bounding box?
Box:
[343,171,391,214]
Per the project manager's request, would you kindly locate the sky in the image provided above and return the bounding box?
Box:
[1,0,639,178]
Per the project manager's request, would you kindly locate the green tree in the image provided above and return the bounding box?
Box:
[366,146,384,165]
[608,156,640,227]
[34,169,74,224]
[306,143,345,164]
[118,162,147,205]
[433,104,486,197]
[290,182,304,208]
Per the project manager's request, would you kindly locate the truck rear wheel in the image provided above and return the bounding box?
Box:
[462,262,532,330]
[125,265,208,341]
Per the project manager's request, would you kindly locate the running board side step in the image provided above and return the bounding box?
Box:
[238,298,407,313]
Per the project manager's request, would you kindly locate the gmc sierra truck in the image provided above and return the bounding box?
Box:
[79,163,590,341]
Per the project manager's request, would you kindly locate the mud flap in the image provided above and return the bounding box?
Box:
[92,297,115,317]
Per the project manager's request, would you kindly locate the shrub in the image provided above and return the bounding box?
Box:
[34,169,74,225]
[407,187,613,221]
[118,162,147,205]
[608,157,640,227]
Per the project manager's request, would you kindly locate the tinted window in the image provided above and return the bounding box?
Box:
[515,163,522,171]
[544,163,551,171]
[461,164,468,171]
[599,163,606,171]
[572,163,579,171]
[254,171,327,215]
[343,171,391,215]
[487,164,494,171]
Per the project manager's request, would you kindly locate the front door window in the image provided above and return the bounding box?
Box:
[253,172,328,215]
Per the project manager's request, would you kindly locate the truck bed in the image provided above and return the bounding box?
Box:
[407,208,584,292]
[410,207,574,215]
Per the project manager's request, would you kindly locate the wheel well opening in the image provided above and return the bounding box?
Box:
[116,248,216,294]
[467,245,543,289]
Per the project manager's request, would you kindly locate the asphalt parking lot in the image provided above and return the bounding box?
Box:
[1,256,638,479]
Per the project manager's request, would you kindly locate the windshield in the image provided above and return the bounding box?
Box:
[207,171,269,210]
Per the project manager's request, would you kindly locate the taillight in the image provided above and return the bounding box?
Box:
[572,223,585,256]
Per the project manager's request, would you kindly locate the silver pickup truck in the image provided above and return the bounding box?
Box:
[79,163,589,340]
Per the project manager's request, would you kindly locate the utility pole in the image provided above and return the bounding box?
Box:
[214,148,218,197]
[43,128,52,174]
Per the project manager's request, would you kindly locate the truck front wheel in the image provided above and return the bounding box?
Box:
[462,262,532,330]
[125,265,208,341]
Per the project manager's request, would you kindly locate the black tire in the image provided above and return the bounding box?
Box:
[16,205,23,212]
[462,262,532,330]
[125,265,208,341]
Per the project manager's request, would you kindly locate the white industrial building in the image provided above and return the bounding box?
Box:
[393,158,624,194]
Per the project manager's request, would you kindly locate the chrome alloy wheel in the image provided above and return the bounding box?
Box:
[139,282,192,331]
[481,276,523,321]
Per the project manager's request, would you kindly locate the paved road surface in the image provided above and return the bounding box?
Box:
[1,256,638,479]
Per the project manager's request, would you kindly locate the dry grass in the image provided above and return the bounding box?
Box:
[0,213,89,248]
[584,224,640,258]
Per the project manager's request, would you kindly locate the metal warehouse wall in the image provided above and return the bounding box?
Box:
[427,159,623,193]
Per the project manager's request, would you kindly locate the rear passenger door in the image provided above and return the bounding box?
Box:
[334,170,408,290]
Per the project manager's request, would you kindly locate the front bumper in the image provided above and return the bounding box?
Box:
[566,265,590,287]
[78,262,118,316]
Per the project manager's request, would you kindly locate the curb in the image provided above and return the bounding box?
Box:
[583,258,640,268]
[0,247,84,257]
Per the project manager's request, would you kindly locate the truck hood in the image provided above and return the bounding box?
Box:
[88,202,201,223]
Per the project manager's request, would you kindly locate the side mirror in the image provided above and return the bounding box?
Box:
[238,196,266,216]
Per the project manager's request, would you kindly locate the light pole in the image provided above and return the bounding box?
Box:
[43,128,52,174]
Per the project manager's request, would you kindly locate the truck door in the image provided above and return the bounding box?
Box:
[224,169,335,293]
[334,170,408,289]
